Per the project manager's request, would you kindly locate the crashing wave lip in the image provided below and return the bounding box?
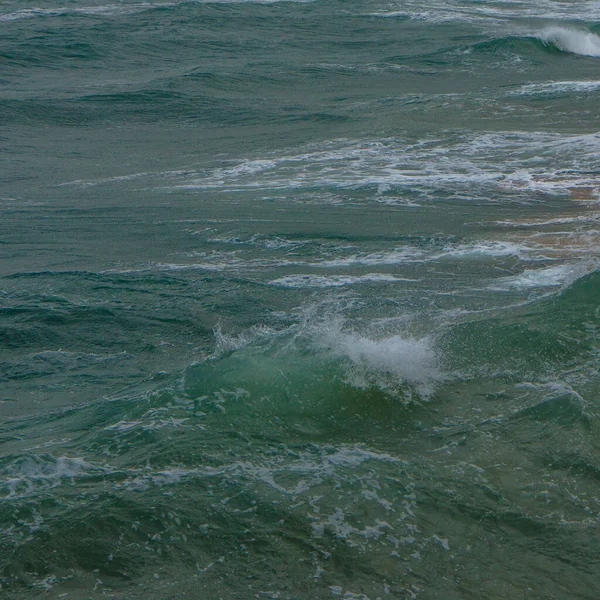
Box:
[537,27,600,58]
[307,317,443,399]
[268,273,417,288]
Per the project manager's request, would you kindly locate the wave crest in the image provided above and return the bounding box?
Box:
[538,27,600,57]
[311,318,443,399]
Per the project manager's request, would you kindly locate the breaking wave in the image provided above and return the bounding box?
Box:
[537,27,600,57]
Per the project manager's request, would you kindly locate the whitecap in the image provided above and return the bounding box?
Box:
[311,319,443,398]
[538,27,600,58]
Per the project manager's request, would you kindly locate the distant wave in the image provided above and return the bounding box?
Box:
[537,27,600,57]
[0,0,315,21]
[368,0,600,24]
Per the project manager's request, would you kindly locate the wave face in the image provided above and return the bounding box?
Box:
[3,0,600,597]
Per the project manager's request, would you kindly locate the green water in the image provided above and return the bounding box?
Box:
[2,1,600,598]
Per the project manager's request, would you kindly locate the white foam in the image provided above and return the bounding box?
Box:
[316,240,540,268]
[1,455,112,499]
[367,0,600,24]
[154,239,537,274]
[153,254,304,272]
[269,273,413,288]
[169,132,600,202]
[320,446,400,468]
[0,0,314,20]
[105,416,188,432]
[58,132,600,202]
[441,241,532,260]
[19,349,128,370]
[118,443,400,495]
[209,310,445,400]
[495,215,600,228]
[511,81,600,95]
[489,264,582,290]
[538,27,600,58]
[319,248,428,267]
[151,237,550,281]
[312,319,442,398]
[212,324,276,356]
[206,233,310,250]
[0,4,172,22]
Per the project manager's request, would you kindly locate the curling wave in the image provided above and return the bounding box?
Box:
[537,26,600,57]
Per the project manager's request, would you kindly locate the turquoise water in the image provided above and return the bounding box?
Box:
[2,1,600,598]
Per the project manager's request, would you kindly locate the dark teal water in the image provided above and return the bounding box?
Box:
[2,1,600,598]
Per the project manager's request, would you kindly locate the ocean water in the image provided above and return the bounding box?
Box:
[2,0,600,598]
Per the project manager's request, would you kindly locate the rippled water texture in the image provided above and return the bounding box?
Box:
[2,0,600,598]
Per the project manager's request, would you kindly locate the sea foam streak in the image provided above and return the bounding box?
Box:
[269,273,414,288]
[489,264,584,291]
[511,81,600,95]
[368,0,600,23]
[62,132,600,201]
[169,132,600,200]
